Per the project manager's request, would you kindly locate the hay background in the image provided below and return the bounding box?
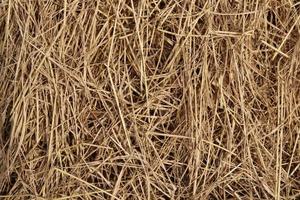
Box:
[0,0,300,199]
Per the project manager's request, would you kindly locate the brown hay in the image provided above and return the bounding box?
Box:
[0,0,300,199]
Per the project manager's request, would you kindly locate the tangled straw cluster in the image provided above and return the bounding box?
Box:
[0,0,300,199]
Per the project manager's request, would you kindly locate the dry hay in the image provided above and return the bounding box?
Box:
[0,0,300,199]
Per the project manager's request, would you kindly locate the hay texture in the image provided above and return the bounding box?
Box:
[0,0,300,199]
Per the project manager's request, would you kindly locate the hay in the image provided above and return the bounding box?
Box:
[0,0,299,199]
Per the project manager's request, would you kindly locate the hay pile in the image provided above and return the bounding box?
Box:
[0,0,299,199]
